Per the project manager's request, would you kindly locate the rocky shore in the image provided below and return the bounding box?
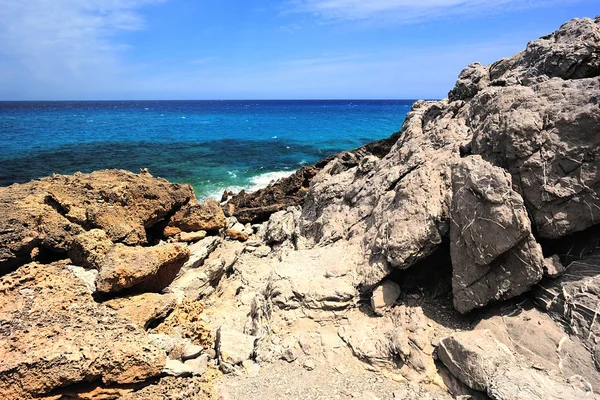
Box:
[1,16,600,400]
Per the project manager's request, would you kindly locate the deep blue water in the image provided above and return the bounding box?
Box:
[0,100,413,198]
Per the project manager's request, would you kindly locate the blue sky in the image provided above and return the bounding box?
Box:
[0,0,597,100]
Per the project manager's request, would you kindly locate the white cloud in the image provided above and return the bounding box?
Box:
[286,0,578,24]
[0,0,164,98]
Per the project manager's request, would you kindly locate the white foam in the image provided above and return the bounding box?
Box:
[202,170,296,201]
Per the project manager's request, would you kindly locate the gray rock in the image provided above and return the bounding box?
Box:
[264,207,301,246]
[216,326,256,365]
[450,156,544,313]
[253,245,271,258]
[543,255,565,278]
[303,358,316,371]
[370,280,401,316]
[178,236,221,273]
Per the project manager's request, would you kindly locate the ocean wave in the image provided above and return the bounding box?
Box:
[204,170,295,201]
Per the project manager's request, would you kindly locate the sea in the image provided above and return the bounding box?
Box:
[0,100,414,199]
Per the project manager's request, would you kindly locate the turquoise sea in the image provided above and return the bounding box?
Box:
[0,100,413,198]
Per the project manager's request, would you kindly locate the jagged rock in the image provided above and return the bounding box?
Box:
[169,199,227,232]
[476,301,600,391]
[533,250,600,348]
[68,229,113,268]
[216,327,256,365]
[0,262,165,399]
[95,243,190,294]
[0,170,195,274]
[450,156,544,313]
[543,254,565,278]
[438,329,592,400]
[104,292,178,329]
[177,230,207,243]
[262,207,301,246]
[371,280,401,316]
[448,62,490,101]
[179,236,222,274]
[170,240,244,299]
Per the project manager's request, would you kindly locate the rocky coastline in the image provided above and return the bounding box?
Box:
[1,16,600,400]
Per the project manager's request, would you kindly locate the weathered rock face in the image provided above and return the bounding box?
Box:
[299,16,600,313]
[104,292,178,329]
[0,169,195,274]
[0,262,166,399]
[450,156,544,312]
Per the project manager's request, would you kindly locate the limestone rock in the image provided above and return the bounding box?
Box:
[170,199,227,232]
[162,359,193,377]
[65,264,98,293]
[104,292,178,329]
[95,243,190,294]
[371,280,401,316]
[68,229,113,269]
[216,326,256,365]
[0,262,165,399]
[0,169,195,274]
[262,207,302,246]
[184,354,209,376]
[179,236,221,274]
[450,156,544,313]
[182,343,205,361]
[543,254,565,278]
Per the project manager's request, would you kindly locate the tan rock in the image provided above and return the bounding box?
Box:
[225,229,248,242]
[0,170,195,274]
[68,229,113,269]
[163,226,182,238]
[170,199,227,232]
[95,243,190,294]
[0,262,165,399]
[178,230,208,243]
[370,280,401,316]
[104,292,178,329]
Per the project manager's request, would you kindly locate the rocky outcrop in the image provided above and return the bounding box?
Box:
[170,199,227,232]
[0,262,166,399]
[104,292,178,329]
[0,169,195,274]
[300,16,600,313]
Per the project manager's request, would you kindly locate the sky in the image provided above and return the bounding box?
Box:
[0,0,597,100]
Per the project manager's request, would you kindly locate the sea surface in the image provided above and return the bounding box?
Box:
[0,100,414,199]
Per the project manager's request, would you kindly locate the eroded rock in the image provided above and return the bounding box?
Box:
[170,199,227,232]
[104,292,178,329]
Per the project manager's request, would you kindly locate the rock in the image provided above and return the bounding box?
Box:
[162,226,181,238]
[95,243,190,294]
[226,228,248,242]
[104,292,178,329]
[448,62,490,101]
[216,326,256,365]
[450,156,544,313]
[179,236,221,273]
[438,330,514,391]
[182,343,204,361]
[282,347,299,362]
[476,301,600,391]
[68,229,113,269]
[65,264,98,293]
[184,354,209,376]
[253,245,271,258]
[0,169,194,274]
[170,240,244,299]
[370,280,401,316]
[266,246,358,311]
[177,230,207,243]
[303,358,316,371]
[262,207,301,246]
[543,254,565,278]
[169,199,227,232]
[0,262,165,399]
[438,329,591,400]
[162,359,193,377]
[242,360,261,377]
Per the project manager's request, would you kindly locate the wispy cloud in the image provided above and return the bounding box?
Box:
[0,0,164,98]
[286,0,580,24]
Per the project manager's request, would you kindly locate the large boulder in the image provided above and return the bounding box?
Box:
[450,156,544,313]
[169,199,227,232]
[0,169,195,275]
[0,262,166,399]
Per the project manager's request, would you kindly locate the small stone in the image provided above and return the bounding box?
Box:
[226,229,249,242]
[178,230,207,243]
[282,347,298,362]
[543,255,565,278]
[254,246,271,258]
[303,358,316,371]
[163,359,193,377]
[182,343,204,361]
[163,226,181,238]
[370,280,401,316]
[203,348,217,359]
[184,354,209,376]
